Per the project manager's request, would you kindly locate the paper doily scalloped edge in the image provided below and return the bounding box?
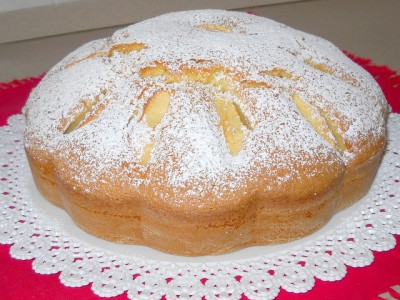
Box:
[1,113,399,299]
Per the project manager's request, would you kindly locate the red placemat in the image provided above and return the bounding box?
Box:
[0,54,399,300]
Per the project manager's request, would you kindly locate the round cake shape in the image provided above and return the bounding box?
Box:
[24,10,388,256]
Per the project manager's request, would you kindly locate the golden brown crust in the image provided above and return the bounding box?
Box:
[26,140,386,256]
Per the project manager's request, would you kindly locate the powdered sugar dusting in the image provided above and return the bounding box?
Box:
[24,10,387,200]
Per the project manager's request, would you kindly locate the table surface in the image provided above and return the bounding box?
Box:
[1,0,400,299]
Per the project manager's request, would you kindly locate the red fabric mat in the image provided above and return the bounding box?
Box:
[0,54,399,299]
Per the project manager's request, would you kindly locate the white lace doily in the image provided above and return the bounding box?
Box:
[1,113,399,299]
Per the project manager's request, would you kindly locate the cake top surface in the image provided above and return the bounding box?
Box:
[24,10,387,202]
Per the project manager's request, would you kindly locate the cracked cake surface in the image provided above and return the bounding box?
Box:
[24,10,388,256]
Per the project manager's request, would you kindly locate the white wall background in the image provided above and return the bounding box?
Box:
[0,0,81,12]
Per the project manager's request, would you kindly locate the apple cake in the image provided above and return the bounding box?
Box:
[23,10,388,256]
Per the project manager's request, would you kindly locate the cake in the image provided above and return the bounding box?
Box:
[23,10,388,256]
